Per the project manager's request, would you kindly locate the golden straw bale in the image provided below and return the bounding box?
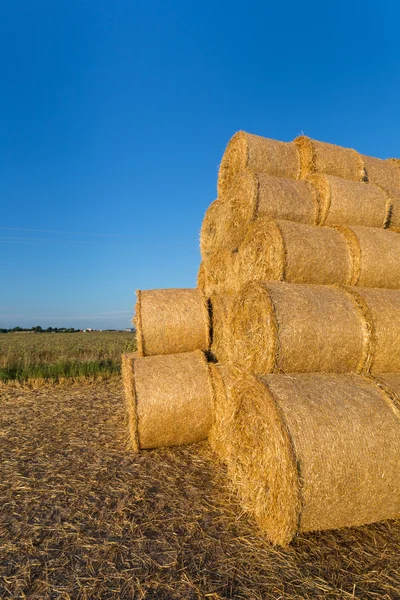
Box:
[224,372,400,546]
[199,198,230,257]
[237,219,353,288]
[362,155,400,190]
[218,131,300,198]
[294,136,365,181]
[208,364,237,464]
[197,261,206,293]
[121,350,214,452]
[229,282,366,375]
[202,249,240,297]
[210,294,234,363]
[308,174,390,227]
[224,171,318,249]
[134,288,210,356]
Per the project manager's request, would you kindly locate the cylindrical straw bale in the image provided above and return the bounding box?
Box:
[121,350,214,452]
[362,155,400,190]
[135,288,210,356]
[202,249,240,297]
[197,261,206,293]
[200,198,229,257]
[237,220,400,290]
[355,287,400,373]
[225,372,400,546]
[229,282,366,375]
[210,294,234,363]
[208,364,237,464]
[218,131,300,198]
[308,174,390,227]
[294,136,365,181]
[237,219,352,288]
[224,171,318,249]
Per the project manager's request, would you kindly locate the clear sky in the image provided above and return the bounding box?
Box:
[1,1,400,329]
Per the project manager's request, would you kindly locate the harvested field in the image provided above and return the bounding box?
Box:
[1,381,400,599]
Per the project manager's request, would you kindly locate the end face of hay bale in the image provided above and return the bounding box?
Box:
[201,250,240,298]
[207,364,238,465]
[129,350,214,451]
[135,288,210,356]
[121,352,140,452]
[210,294,234,363]
[200,199,230,258]
[295,136,365,181]
[226,373,301,546]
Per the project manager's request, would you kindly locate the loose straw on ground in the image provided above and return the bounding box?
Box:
[237,219,400,289]
[228,281,400,375]
[121,350,214,452]
[220,372,400,546]
[134,288,210,356]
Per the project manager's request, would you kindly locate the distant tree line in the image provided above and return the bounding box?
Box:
[0,326,81,334]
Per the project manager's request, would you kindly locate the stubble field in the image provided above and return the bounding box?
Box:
[1,334,400,599]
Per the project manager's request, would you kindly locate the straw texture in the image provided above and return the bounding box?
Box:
[208,364,237,465]
[295,136,365,181]
[237,219,400,289]
[308,174,391,227]
[224,171,318,249]
[201,250,240,297]
[223,372,400,546]
[210,294,234,362]
[218,131,300,199]
[363,155,400,190]
[200,198,228,257]
[134,288,210,356]
[229,282,400,375]
[121,350,214,452]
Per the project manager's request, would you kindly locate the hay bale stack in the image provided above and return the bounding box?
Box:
[228,281,400,375]
[362,154,400,190]
[222,172,318,249]
[221,372,400,546]
[218,131,300,199]
[134,288,210,356]
[294,136,365,181]
[210,294,234,362]
[208,364,237,464]
[237,219,400,289]
[308,174,391,227]
[121,350,214,452]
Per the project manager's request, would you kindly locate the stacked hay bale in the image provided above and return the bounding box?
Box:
[123,131,400,545]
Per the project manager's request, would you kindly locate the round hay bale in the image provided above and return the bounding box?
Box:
[308,174,390,227]
[218,131,300,199]
[121,350,214,452]
[228,282,367,375]
[237,219,353,288]
[201,249,240,298]
[223,171,318,248]
[134,288,210,356]
[208,364,237,465]
[294,136,365,181]
[225,372,400,546]
[362,155,400,190]
[200,198,230,257]
[210,294,234,363]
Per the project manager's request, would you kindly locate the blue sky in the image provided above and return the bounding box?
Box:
[1,1,400,329]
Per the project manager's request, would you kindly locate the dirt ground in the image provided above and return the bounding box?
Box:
[1,381,399,599]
